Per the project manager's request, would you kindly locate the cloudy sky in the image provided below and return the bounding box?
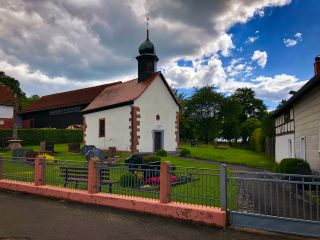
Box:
[0,0,319,109]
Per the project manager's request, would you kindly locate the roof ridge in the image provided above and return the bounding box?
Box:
[39,81,122,99]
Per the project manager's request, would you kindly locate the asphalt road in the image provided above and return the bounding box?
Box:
[0,190,304,240]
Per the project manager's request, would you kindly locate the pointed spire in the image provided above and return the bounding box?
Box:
[146,17,150,40]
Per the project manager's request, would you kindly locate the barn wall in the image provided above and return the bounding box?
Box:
[20,104,87,129]
[135,75,179,153]
[84,105,131,151]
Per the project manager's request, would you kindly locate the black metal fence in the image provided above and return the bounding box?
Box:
[169,166,222,207]
[0,156,35,183]
[45,159,88,191]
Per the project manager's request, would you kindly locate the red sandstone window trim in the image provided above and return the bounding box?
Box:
[99,118,105,138]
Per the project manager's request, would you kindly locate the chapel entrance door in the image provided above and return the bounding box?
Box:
[154,131,163,152]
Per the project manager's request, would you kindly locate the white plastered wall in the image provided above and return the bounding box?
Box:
[135,75,179,153]
[0,105,13,118]
[84,106,131,151]
[275,133,295,163]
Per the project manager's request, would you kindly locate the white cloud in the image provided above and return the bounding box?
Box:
[0,0,292,96]
[220,74,306,103]
[295,32,302,40]
[283,32,303,47]
[251,50,268,68]
[246,36,259,43]
[164,56,227,89]
[283,38,297,47]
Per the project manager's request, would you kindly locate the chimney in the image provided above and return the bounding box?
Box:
[314,55,320,75]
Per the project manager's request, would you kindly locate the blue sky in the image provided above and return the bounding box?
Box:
[0,0,318,110]
[176,0,320,109]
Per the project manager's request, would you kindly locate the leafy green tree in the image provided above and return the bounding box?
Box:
[186,85,224,144]
[230,88,267,122]
[250,128,265,152]
[0,71,26,99]
[172,89,194,141]
[20,95,40,109]
[0,71,38,110]
[220,98,242,142]
[277,99,287,109]
[261,112,275,138]
[240,118,261,143]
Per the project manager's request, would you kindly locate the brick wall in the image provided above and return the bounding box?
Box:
[83,117,87,145]
[129,106,140,153]
[175,112,180,148]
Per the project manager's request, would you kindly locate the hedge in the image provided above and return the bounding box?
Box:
[0,129,82,146]
[275,158,311,174]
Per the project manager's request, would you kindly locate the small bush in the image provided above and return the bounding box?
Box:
[278,158,311,174]
[179,148,191,157]
[142,155,161,164]
[272,163,280,173]
[120,173,140,188]
[156,149,167,157]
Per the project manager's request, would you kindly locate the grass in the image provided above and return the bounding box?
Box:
[0,144,230,207]
[180,143,275,170]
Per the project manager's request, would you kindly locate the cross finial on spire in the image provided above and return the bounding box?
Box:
[146,16,150,40]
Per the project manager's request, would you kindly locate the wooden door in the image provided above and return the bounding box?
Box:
[154,131,162,151]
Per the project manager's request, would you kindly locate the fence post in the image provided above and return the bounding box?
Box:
[34,155,46,186]
[220,164,227,210]
[0,154,3,180]
[160,161,172,204]
[88,158,99,194]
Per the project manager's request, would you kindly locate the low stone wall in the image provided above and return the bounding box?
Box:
[0,180,226,227]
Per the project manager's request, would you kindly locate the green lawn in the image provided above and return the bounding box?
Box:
[0,144,227,207]
[180,143,275,170]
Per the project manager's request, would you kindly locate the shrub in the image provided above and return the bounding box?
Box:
[120,173,140,188]
[156,149,167,157]
[0,129,82,146]
[272,163,280,173]
[250,128,265,152]
[278,158,311,174]
[142,155,161,164]
[179,148,191,157]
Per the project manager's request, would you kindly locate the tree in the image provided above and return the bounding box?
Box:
[230,88,267,122]
[220,98,242,142]
[277,99,287,109]
[186,85,224,144]
[240,118,261,143]
[0,71,26,99]
[172,89,194,141]
[20,95,40,109]
[261,112,275,138]
[0,71,37,110]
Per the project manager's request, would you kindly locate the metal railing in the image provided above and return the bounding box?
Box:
[45,159,88,191]
[0,156,35,183]
[229,171,320,222]
[169,165,223,208]
[99,163,160,200]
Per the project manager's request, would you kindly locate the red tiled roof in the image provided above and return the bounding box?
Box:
[19,82,121,114]
[83,72,180,113]
[0,85,15,106]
